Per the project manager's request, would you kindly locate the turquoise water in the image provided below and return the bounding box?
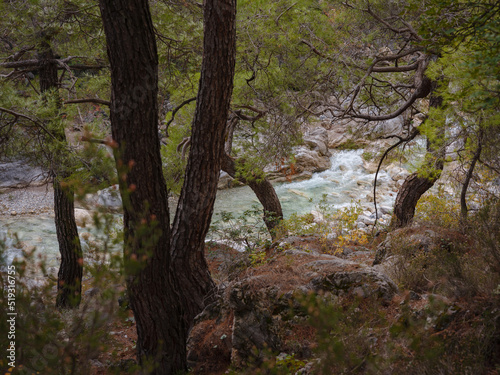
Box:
[0,149,400,270]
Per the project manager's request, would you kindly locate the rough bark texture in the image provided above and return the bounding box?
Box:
[170,0,237,328]
[221,154,283,237]
[38,42,83,309]
[53,180,83,308]
[392,173,436,228]
[99,0,186,373]
[392,81,444,228]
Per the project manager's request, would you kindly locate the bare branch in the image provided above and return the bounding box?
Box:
[300,39,333,61]
[276,2,298,26]
[0,106,59,142]
[164,96,197,134]
[372,61,419,73]
[64,98,111,106]
[373,128,420,227]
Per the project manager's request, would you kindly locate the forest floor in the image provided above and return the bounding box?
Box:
[84,230,500,375]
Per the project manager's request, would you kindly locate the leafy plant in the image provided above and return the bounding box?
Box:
[209,205,272,252]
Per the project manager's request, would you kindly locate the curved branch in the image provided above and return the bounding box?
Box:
[372,128,419,229]
[0,106,59,142]
[165,96,196,134]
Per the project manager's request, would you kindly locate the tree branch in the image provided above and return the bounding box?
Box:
[164,96,197,134]
[0,106,59,142]
[64,98,111,106]
[372,128,420,229]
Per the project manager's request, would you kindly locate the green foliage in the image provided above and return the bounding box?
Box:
[278,212,317,237]
[277,196,368,253]
[335,139,364,150]
[414,188,460,229]
[300,288,500,374]
[361,151,373,161]
[0,212,126,374]
[209,205,272,252]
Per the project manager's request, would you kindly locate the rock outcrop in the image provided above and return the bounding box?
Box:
[187,239,397,373]
[0,160,48,190]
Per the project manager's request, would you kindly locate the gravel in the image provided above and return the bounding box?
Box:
[0,184,54,217]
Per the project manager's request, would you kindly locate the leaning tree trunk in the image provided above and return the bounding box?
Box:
[38,42,83,309]
[170,0,237,328]
[221,154,283,237]
[99,0,187,373]
[392,82,444,228]
[460,129,483,220]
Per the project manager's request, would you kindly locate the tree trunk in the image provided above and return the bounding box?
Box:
[392,173,437,228]
[392,81,444,228]
[38,42,83,309]
[99,0,187,373]
[221,154,283,237]
[170,0,237,327]
[53,179,83,308]
[461,129,483,220]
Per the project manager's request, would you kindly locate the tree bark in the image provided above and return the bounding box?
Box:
[170,0,237,327]
[461,129,483,220]
[221,154,283,237]
[38,42,83,309]
[392,81,444,228]
[53,179,83,308]
[99,0,186,373]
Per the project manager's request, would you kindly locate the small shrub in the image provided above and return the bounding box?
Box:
[361,151,373,161]
[209,205,271,252]
[414,188,460,229]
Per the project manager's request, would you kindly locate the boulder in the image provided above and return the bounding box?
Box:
[96,185,122,211]
[293,147,331,173]
[370,116,405,138]
[218,171,234,190]
[358,215,376,226]
[328,131,349,148]
[303,127,331,157]
[0,160,47,189]
[373,226,466,265]
[187,240,398,372]
[270,171,313,183]
[387,165,409,181]
[74,208,93,228]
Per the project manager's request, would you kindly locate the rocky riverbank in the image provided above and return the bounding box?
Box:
[0,184,54,217]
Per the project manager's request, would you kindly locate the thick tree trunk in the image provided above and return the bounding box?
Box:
[170,0,237,327]
[392,173,436,228]
[392,81,444,228]
[99,1,186,373]
[54,179,83,308]
[221,154,283,237]
[38,42,83,309]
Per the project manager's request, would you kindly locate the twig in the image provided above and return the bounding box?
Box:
[164,96,196,134]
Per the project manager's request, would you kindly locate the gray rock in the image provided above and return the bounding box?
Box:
[305,258,398,301]
[373,227,439,265]
[0,160,47,188]
[358,215,376,226]
[229,282,281,367]
[74,208,93,228]
[294,147,331,173]
[303,127,331,157]
[96,185,122,211]
[379,205,393,215]
[218,171,234,190]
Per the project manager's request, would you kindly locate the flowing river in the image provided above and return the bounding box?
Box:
[0,149,402,271]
